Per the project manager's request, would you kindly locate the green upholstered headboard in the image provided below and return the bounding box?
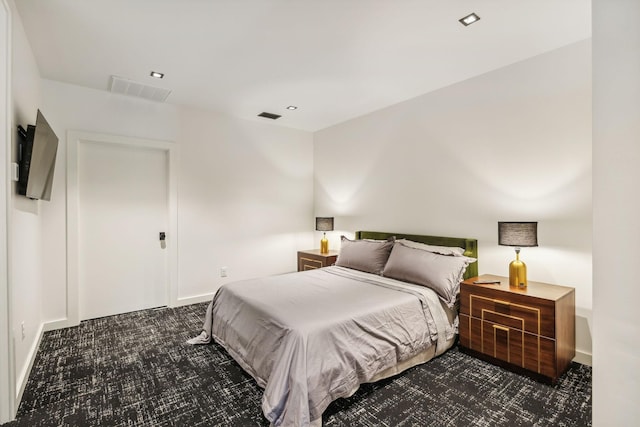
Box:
[355,231,478,279]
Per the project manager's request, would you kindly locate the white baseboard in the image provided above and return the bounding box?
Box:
[43,318,76,332]
[15,321,44,405]
[174,293,214,307]
[573,349,592,366]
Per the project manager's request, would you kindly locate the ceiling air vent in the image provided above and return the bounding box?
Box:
[258,112,281,120]
[109,76,171,102]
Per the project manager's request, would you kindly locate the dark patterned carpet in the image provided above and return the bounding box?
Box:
[2,302,592,426]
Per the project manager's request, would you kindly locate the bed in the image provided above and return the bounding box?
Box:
[199,231,478,427]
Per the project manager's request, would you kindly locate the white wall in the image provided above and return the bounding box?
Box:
[8,0,45,401]
[592,0,640,424]
[40,79,314,320]
[0,1,13,421]
[314,40,593,361]
[177,106,313,299]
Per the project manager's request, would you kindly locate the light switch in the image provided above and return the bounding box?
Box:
[11,162,19,182]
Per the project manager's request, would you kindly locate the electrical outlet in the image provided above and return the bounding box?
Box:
[21,322,25,340]
[220,267,227,278]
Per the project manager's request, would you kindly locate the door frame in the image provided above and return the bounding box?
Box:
[65,131,178,327]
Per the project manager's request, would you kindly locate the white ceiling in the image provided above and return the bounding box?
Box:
[15,0,591,132]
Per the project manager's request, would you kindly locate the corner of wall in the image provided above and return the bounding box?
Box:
[573,350,592,367]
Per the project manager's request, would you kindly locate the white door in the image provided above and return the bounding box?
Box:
[78,141,168,320]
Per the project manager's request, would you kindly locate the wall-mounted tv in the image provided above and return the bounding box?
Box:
[17,110,59,201]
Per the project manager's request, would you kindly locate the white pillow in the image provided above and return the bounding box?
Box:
[396,238,465,257]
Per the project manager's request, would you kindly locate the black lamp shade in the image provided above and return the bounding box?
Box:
[315,217,334,232]
[498,222,538,247]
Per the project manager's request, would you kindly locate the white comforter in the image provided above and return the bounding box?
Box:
[203,266,455,427]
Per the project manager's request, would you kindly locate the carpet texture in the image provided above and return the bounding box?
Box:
[2,302,592,426]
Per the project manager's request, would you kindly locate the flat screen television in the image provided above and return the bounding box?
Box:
[17,110,59,201]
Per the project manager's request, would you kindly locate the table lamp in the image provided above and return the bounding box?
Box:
[498,221,538,288]
[315,217,334,254]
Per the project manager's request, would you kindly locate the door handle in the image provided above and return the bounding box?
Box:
[159,232,166,241]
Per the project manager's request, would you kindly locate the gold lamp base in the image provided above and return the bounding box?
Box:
[320,233,329,254]
[509,248,527,288]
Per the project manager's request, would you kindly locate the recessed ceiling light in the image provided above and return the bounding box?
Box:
[150,71,164,79]
[286,105,298,110]
[459,13,480,26]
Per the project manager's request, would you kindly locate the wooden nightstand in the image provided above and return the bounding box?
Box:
[458,274,575,384]
[297,249,339,272]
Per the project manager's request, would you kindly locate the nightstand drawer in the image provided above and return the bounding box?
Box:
[460,314,557,378]
[297,250,339,272]
[299,256,324,271]
[465,293,555,337]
